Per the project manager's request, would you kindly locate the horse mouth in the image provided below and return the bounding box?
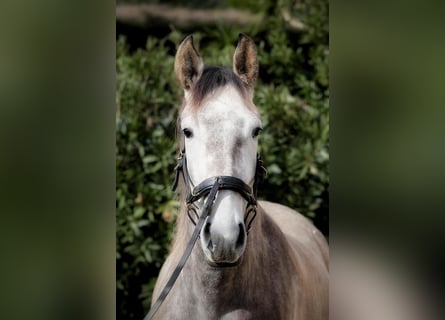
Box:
[206,259,241,268]
[204,239,243,268]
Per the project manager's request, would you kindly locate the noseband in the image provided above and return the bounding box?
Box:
[144,150,266,320]
[172,150,266,232]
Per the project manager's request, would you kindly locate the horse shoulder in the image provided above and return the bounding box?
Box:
[258,200,328,262]
[258,200,329,320]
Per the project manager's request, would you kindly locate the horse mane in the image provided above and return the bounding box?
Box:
[169,177,189,255]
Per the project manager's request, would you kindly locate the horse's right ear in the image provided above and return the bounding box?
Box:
[174,35,204,91]
[233,34,258,88]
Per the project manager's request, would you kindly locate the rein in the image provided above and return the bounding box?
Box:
[143,151,266,320]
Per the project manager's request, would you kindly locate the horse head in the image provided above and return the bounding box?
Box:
[174,34,262,266]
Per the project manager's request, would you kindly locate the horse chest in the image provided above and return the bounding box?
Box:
[166,272,284,320]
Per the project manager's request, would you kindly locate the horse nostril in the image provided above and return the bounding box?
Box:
[236,223,246,249]
[204,221,211,235]
[207,239,214,252]
[202,220,211,242]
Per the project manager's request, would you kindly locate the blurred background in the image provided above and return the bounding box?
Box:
[116,0,328,318]
[2,0,443,319]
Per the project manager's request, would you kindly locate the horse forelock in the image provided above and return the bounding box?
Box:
[184,66,256,113]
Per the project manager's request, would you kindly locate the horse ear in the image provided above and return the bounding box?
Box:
[233,34,258,88]
[174,35,204,91]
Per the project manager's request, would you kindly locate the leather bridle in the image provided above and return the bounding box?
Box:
[172,150,266,232]
[143,150,266,320]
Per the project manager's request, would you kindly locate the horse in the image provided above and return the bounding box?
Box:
[149,34,329,320]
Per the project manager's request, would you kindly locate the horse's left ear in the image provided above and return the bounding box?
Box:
[233,34,258,88]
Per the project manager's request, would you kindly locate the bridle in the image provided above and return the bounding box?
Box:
[172,150,266,233]
[143,149,266,320]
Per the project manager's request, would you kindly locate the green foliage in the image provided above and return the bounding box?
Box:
[116,1,328,319]
[116,36,181,318]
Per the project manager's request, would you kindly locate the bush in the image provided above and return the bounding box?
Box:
[116,0,328,318]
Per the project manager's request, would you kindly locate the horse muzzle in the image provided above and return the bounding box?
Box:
[201,217,247,267]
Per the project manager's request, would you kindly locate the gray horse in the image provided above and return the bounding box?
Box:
[150,34,329,320]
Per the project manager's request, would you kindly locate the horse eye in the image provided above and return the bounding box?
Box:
[183,128,193,138]
[252,127,262,138]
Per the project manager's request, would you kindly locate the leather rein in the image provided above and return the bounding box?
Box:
[143,150,266,320]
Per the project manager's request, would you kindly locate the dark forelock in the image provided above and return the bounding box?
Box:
[190,66,247,107]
